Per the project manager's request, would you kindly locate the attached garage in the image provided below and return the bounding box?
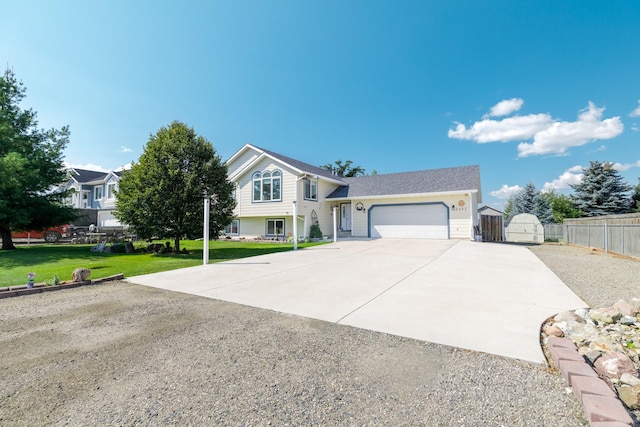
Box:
[368,203,449,239]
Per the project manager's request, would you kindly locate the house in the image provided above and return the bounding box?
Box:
[63,168,124,228]
[225,144,482,240]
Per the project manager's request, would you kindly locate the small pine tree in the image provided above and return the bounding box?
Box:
[508,182,553,222]
[633,178,640,213]
[570,161,632,216]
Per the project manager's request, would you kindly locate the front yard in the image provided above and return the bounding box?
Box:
[0,240,323,288]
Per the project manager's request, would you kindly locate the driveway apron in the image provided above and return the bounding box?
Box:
[126,239,587,363]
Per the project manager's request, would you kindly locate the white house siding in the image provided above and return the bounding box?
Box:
[227,149,260,178]
[230,154,343,239]
[349,193,474,239]
[230,216,304,240]
[233,158,298,218]
[104,175,119,209]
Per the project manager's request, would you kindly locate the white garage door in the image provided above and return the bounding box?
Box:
[369,203,449,239]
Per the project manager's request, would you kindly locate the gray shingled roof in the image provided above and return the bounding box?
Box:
[254,146,345,182]
[71,168,110,183]
[326,165,481,199]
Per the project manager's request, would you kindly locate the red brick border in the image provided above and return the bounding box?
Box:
[547,336,635,426]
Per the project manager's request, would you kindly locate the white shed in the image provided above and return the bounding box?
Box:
[505,213,544,243]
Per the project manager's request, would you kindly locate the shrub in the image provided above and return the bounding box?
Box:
[309,224,323,239]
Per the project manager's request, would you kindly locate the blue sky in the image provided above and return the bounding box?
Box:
[2,0,639,208]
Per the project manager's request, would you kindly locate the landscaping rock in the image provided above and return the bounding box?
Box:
[544,324,564,337]
[72,268,91,282]
[616,384,640,410]
[555,310,586,324]
[614,300,639,318]
[594,352,638,381]
[590,307,623,325]
[620,373,640,386]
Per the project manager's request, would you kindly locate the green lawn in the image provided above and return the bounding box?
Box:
[0,240,324,288]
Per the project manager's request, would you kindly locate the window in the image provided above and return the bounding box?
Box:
[303,179,317,201]
[266,219,285,237]
[252,170,282,202]
[225,219,239,235]
[107,183,117,199]
[94,186,103,200]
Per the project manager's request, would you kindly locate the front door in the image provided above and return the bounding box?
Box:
[341,203,352,231]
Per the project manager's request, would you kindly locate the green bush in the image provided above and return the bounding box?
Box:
[309,224,323,238]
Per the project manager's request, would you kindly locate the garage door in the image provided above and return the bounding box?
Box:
[369,203,449,239]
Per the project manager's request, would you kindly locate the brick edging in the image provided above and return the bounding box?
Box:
[547,336,635,426]
[0,274,124,299]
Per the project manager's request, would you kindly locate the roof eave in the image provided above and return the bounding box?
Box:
[327,189,479,201]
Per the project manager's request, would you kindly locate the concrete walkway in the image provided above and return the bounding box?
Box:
[126,239,587,363]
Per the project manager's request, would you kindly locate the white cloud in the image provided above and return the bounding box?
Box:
[517,102,623,157]
[63,162,109,172]
[449,101,624,157]
[630,100,640,118]
[120,146,133,153]
[541,166,583,192]
[448,114,552,143]
[567,165,583,173]
[490,184,522,199]
[114,163,132,171]
[485,98,524,118]
[613,160,640,172]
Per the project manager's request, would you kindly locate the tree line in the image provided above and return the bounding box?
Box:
[505,161,640,223]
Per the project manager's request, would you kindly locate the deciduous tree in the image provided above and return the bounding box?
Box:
[320,159,365,177]
[114,121,235,252]
[0,68,76,250]
[541,190,582,223]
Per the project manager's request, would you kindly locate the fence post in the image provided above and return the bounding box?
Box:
[604,223,608,253]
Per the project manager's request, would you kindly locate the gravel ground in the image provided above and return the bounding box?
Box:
[3,243,635,427]
[529,244,640,309]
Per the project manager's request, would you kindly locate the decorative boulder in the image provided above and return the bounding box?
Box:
[589,307,623,325]
[72,268,91,282]
[594,351,638,381]
[616,384,640,410]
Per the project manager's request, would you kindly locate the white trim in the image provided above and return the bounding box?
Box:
[327,189,478,202]
[94,186,104,200]
[226,144,345,186]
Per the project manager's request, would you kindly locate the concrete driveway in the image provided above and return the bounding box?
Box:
[126,239,586,363]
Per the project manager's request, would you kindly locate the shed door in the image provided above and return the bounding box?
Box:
[369,203,449,239]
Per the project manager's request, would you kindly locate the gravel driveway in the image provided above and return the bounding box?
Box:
[1,243,637,426]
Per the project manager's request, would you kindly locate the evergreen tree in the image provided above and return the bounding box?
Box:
[632,178,640,213]
[506,183,553,222]
[114,121,235,252]
[570,161,632,216]
[0,68,76,250]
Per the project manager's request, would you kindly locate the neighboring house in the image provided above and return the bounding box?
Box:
[226,144,482,240]
[64,168,124,228]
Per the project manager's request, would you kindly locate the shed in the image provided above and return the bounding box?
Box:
[478,206,504,242]
[505,213,544,243]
